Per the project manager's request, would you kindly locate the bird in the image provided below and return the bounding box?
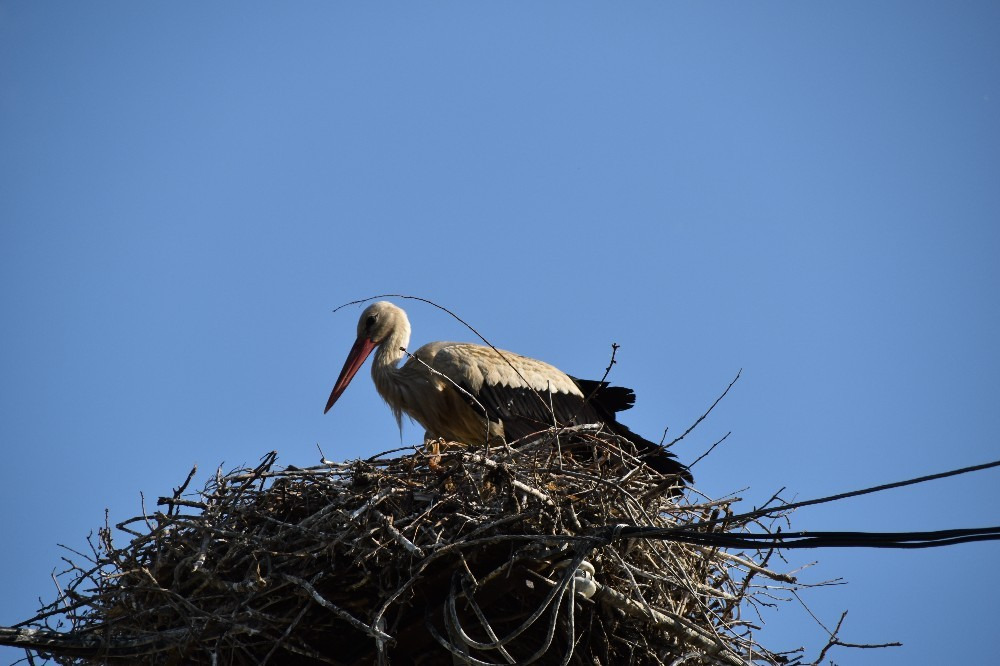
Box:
[324,301,691,483]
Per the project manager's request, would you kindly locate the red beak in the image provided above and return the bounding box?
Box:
[325,336,378,413]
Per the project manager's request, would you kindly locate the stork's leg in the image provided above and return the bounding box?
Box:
[424,432,444,472]
[423,431,441,453]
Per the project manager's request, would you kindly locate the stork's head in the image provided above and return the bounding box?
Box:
[325,301,411,413]
[355,301,410,346]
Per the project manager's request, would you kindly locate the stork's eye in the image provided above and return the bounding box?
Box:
[365,314,377,329]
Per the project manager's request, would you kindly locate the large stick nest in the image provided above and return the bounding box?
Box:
[24,428,800,665]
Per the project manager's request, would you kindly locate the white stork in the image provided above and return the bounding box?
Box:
[324,301,691,482]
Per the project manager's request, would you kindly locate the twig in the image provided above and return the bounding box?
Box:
[665,370,741,449]
[688,431,731,469]
[281,574,391,642]
[809,611,901,664]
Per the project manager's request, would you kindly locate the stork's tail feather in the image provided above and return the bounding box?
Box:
[572,377,636,413]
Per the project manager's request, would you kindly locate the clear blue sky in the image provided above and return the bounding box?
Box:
[2,3,998,663]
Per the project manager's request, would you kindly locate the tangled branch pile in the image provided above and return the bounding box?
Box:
[17,429,805,665]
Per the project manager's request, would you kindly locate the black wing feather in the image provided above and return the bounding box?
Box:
[458,375,692,484]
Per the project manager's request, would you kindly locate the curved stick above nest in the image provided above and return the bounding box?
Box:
[325,301,691,482]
